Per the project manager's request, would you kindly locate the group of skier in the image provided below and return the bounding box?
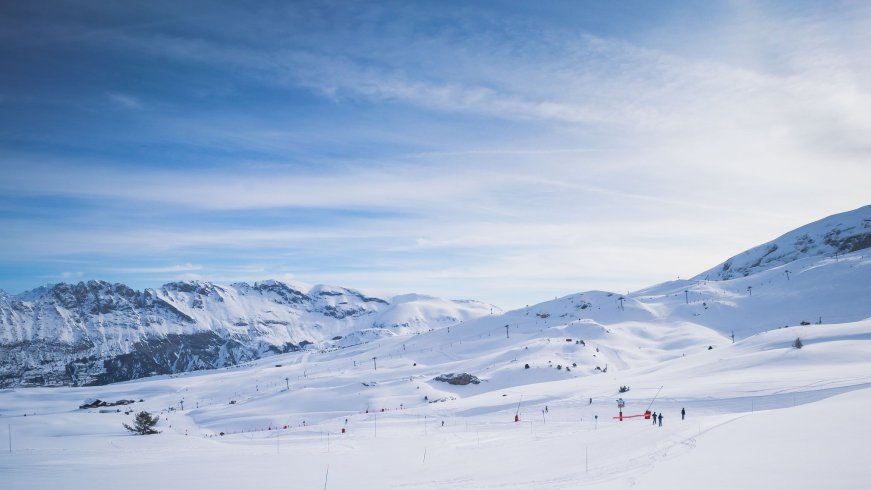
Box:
[648,407,686,426]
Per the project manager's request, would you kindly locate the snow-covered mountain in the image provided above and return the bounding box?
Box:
[0,280,497,387]
[693,205,871,281]
[2,208,870,489]
[2,206,869,389]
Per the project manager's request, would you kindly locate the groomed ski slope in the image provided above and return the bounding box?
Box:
[1,248,869,488]
[1,315,869,489]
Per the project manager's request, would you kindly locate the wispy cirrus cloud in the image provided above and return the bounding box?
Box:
[2,1,870,307]
[114,263,202,274]
[107,92,142,110]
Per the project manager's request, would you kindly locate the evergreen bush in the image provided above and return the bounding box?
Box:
[123,411,160,435]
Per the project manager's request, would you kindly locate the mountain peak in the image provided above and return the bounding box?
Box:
[0,276,492,386]
[161,280,223,296]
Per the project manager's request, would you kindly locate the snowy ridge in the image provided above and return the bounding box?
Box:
[694,204,871,280]
[1,207,870,391]
[0,280,499,387]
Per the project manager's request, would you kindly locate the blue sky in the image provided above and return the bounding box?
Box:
[2,1,870,308]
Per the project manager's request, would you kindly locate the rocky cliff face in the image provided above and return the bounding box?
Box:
[0,280,495,387]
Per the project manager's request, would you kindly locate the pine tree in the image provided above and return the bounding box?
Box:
[123,411,160,435]
[793,337,803,349]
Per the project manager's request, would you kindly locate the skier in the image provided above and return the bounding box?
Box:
[681,407,685,420]
[652,412,657,425]
[658,413,663,427]
[589,397,592,405]
[545,405,549,413]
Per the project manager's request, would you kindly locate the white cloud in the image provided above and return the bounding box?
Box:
[107,92,142,110]
[3,3,871,307]
[114,263,202,274]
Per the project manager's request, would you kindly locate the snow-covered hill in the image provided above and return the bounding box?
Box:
[694,204,871,281]
[0,280,498,387]
[1,292,868,489]
[2,206,869,393]
[1,207,870,488]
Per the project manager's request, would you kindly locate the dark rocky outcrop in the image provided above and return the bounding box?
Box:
[434,373,481,385]
[79,398,136,409]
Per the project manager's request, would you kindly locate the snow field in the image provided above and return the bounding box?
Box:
[2,247,870,488]
[2,314,870,488]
